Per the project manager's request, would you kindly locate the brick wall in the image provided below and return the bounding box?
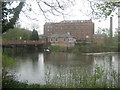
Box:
[44,20,94,41]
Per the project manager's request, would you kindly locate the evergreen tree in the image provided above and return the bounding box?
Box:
[31,29,39,40]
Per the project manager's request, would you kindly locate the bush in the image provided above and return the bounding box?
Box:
[50,45,61,52]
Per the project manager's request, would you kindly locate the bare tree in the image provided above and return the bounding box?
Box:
[31,23,39,30]
[18,0,75,22]
[1,0,75,33]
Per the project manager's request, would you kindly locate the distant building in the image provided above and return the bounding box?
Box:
[44,19,94,41]
[48,32,76,47]
[44,20,108,44]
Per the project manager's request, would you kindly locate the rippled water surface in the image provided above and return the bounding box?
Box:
[5,52,119,85]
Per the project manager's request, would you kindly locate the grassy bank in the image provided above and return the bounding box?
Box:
[49,41,119,53]
[2,54,16,67]
[2,65,119,88]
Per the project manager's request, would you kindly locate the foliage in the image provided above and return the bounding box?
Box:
[2,2,24,33]
[30,29,39,40]
[2,54,15,67]
[39,65,118,88]
[75,41,89,46]
[75,39,118,53]
[49,42,118,53]
[95,1,118,19]
[50,45,61,52]
[96,27,110,36]
[1,0,74,34]
[2,65,118,88]
[2,73,56,88]
[2,28,32,40]
[90,0,119,19]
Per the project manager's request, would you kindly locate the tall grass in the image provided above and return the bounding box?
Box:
[44,65,118,88]
[2,64,119,88]
[2,54,15,67]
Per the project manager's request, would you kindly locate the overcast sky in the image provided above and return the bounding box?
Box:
[15,0,118,35]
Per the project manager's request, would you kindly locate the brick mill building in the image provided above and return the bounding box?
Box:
[44,19,94,41]
[44,19,107,44]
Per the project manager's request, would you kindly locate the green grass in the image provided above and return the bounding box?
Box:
[2,54,16,67]
[49,40,118,53]
[50,45,61,52]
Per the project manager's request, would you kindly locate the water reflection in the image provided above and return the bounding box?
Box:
[93,53,118,73]
[5,52,119,85]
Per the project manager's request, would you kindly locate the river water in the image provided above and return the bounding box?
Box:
[5,51,119,85]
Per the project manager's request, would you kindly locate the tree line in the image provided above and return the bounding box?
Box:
[2,27,39,40]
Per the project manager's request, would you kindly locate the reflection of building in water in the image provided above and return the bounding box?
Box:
[37,53,45,84]
[44,52,94,67]
[44,52,94,74]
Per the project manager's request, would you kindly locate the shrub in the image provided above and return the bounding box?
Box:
[50,45,61,52]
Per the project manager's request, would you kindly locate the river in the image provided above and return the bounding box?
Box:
[4,51,119,86]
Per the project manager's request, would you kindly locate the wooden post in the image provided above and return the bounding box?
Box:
[110,17,113,37]
[118,6,120,88]
[118,7,120,31]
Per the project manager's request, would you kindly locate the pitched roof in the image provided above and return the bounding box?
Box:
[45,19,93,24]
[60,20,92,23]
[48,32,74,38]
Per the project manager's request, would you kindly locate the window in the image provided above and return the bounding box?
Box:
[68,38,73,42]
[64,38,66,41]
[80,26,85,28]
[81,31,84,33]
[51,38,53,41]
[48,25,52,28]
[55,26,58,29]
[76,26,78,29]
[86,35,89,38]
[60,26,63,30]
[65,26,68,29]
[49,26,52,28]
[70,26,73,29]
[56,38,58,41]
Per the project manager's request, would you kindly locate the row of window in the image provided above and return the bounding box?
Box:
[47,30,91,34]
[50,38,74,42]
[47,25,89,29]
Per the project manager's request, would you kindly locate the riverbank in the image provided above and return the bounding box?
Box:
[49,43,119,53]
[2,43,119,88]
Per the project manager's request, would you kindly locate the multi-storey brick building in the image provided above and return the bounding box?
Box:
[44,19,94,41]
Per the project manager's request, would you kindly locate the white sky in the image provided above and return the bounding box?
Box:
[15,0,118,35]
